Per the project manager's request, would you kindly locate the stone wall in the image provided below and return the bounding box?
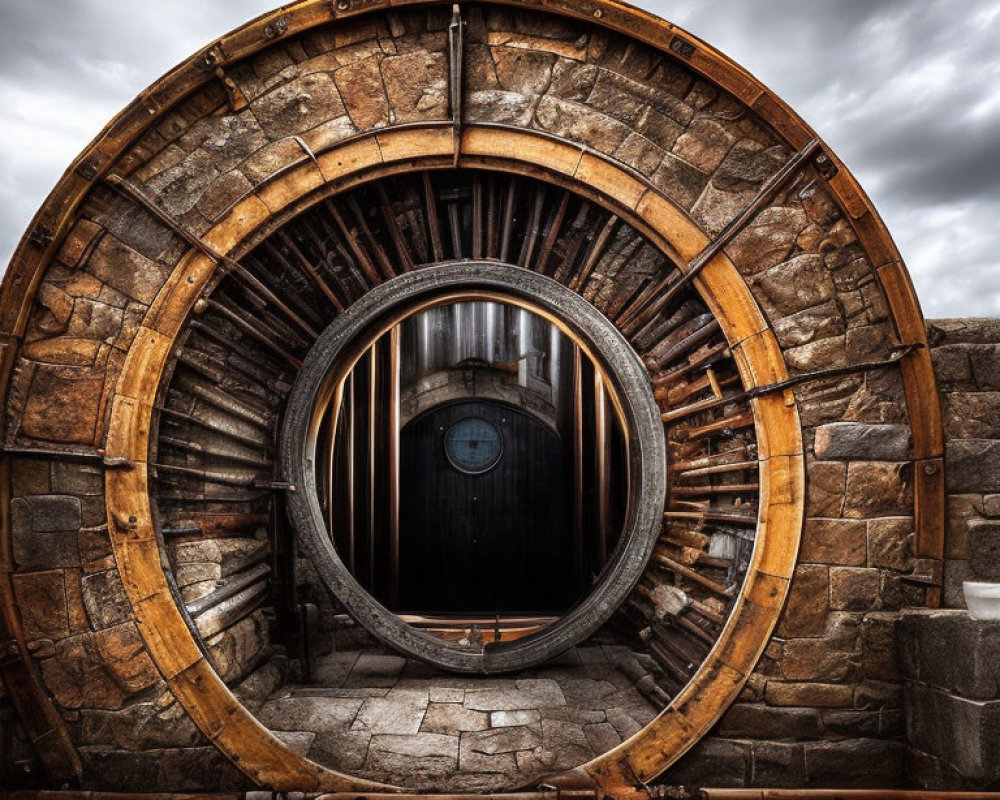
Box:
[928,319,1000,604]
[892,319,1000,792]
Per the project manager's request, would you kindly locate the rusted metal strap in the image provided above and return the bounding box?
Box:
[449,3,466,164]
[744,342,923,400]
[662,344,923,425]
[105,175,319,339]
[105,174,241,271]
[619,137,822,335]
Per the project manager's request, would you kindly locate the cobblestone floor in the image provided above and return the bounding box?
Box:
[252,636,658,791]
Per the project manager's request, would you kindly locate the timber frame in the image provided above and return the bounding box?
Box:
[0,0,943,795]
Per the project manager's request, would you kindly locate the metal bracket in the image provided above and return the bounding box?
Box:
[28,223,55,250]
[902,558,943,588]
[669,35,696,60]
[263,17,288,39]
[76,150,111,182]
[254,478,298,493]
[331,0,386,17]
[449,3,465,164]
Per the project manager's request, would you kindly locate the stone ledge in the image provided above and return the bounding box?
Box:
[905,682,1000,783]
[813,422,911,461]
[898,609,1000,700]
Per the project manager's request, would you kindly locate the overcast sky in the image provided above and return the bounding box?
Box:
[1,1,998,318]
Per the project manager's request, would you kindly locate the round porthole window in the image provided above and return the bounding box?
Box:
[444,417,503,474]
[280,261,666,673]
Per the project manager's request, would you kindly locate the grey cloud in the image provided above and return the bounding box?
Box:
[1,0,998,317]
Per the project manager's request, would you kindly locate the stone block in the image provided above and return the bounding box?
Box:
[777,564,829,638]
[352,689,429,735]
[717,703,823,739]
[464,678,565,711]
[764,681,853,708]
[78,747,161,790]
[843,461,912,519]
[86,231,171,305]
[868,517,914,571]
[969,344,1000,390]
[805,461,846,517]
[947,440,1000,493]
[928,318,1000,347]
[383,50,448,123]
[931,344,974,389]
[750,741,806,787]
[40,623,158,710]
[50,462,103,496]
[752,254,835,317]
[650,153,709,210]
[814,422,911,461]
[81,702,203,750]
[944,559,972,608]
[830,567,880,611]
[251,72,347,139]
[335,56,390,129]
[535,95,631,156]
[898,610,1000,699]
[344,652,405,687]
[11,495,81,570]
[307,730,371,772]
[773,300,846,349]
[800,518,866,566]
[672,117,736,173]
[945,392,1000,439]
[12,570,69,641]
[372,731,459,775]
[861,613,900,681]
[725,206,807,274]
[660,737,749,788]
[780,614,861,682]
[421,702,489,733]
[257,695,363,732]
[967,519,1000,580]
[804,738,905,787]
[82,569,131,629]
[854,680,902,710]
[905,682,1000,782]
[821,709,879,737]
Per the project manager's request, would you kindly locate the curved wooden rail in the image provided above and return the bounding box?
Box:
[0,0,942,791]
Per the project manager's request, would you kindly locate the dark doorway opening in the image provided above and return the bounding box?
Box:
[399,399,571,615]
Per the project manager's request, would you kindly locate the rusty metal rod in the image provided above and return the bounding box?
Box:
[186,562,271,617]
[618,137,821,335]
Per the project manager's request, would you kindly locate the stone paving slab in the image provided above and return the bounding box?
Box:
[351,688,428,735]
[421,702,490,733]
[257,695,363,732]
[258,641,659,790]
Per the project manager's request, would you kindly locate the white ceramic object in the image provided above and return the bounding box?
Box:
[963,581,1000,620]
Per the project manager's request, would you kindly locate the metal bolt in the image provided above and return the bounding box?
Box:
[923,463,939,476]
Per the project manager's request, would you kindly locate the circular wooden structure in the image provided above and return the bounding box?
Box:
[0,0,943,794]
[281,262,667,673]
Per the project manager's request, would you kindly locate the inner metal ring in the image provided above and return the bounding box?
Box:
[280,261,667,673]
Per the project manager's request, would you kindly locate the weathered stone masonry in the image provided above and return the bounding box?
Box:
[0,1,991,795]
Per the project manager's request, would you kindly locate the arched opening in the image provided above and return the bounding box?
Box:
[315,298,629,630]
[282,264,665,673]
